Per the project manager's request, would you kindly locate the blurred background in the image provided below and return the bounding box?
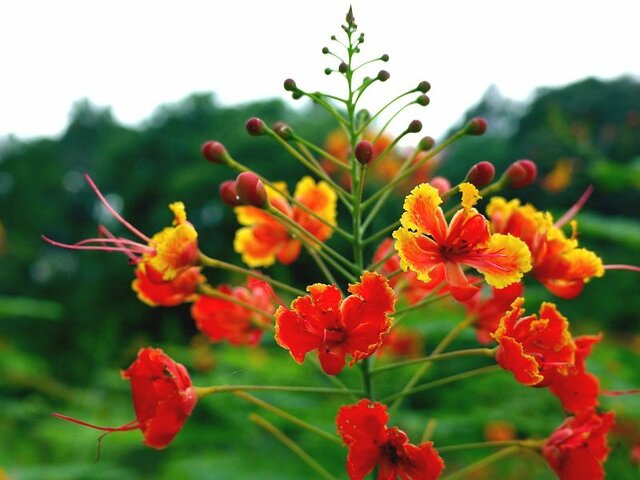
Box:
[1,1,639,479]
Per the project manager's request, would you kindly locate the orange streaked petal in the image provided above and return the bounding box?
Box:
[400,183,448,242]
[392,227,440,283]
[233,227,279,267]
[276,239,302,265]
[473,233,532,289]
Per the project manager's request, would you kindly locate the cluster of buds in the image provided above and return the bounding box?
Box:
[43,7,639,480]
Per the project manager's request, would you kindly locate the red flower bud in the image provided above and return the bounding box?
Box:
[245,117,266,136]
[418,136,435,151]
[354,140,374,165]
[407,119,423,133]
[201,141,228,164]
[283,78,297,91]
[219,180,241,207]
[430,176,451,195]
[505,159,537,189]
[465,117,488,136]
[465,161,496,187]
[235,172,269,208]
[417,80,431,93]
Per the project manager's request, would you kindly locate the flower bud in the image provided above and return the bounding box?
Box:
[416,95,430,106]
[346,7,355,26]
[381,54,389,62]
[292,90,303,100]
[235,172,269,208]
[219,180,241,207]
[321,47,330,54]
[354,140,374,165]
[283,78,297,92]
[201,141,228,164]
[246,117,266,136]
[504,160,537,189]
[407,120,423,133]
[338,62,348,73]
[324,68,332,76]
[430,176,451,196]
[418,136,435,151]
[377,70,390,82]
[465,117,488,136]
[465,161,496,187]
[273,122,293,140]
[417,81,431,93]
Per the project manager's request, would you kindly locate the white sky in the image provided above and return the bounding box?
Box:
[2,0,639,141]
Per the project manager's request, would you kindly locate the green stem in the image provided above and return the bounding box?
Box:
[263,126,351,203]
[198,252,305,296]
[358,89,418,136]
[438,439,544,453]
[267,206,359,275]
[441,446,521,480]
[389,315,477,413]
[232,391,343,446]
[365,247,394,272]
[380,365,501,403]
[363,222,400,248]
[360,357,374,400]
[361,129,466,211]
[308,357,359,402]
[292,134,350,172]
[250,414,338,480]
[371,348,496,375]
[306,246,341,286]
[195,385,362,398]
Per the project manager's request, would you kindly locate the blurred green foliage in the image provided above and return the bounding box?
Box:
[1,77,639,479]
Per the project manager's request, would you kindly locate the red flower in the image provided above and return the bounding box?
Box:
[393,183,531,302]
[542,409,614,480]
[547,335,602,414]
[493,298,576,386]
[132,264,205,307]
[54,348,197,449]
[487,197,603,299]
[275,272,395,375]
[336,399,445,480]
[191,278,275,346]
[464,282,523,344]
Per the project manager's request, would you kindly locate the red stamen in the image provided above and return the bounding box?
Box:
[604,264,640,272]
[53,412,140,432]
[555,185,594,228]
[83,174,152,243]
[601,389,640,396]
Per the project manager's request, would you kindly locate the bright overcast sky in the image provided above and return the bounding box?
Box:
[2,0,639,141]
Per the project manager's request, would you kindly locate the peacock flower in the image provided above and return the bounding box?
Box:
[233,176,337,267]
[43,174,199,282]
[392,182,532,302]
[493,298,577,386]
[486,196,604,299]
[54,348,197,449]
[336,399,445,480]
[275,272,395,375]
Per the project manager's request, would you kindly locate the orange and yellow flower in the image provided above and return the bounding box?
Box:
[487,197,604,298]
[393,182,532,302]
[132,264,204,307]
[233,177,337,267]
